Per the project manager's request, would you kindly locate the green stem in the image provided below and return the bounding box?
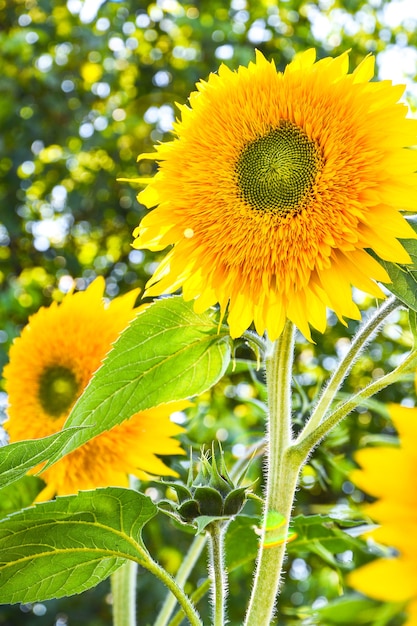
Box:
[293,348,417,462]
[154,533,206,626]
[298,296,400,443]
[208,522,228,626]
[244,322,299,626]
[111,560,138,626]
[144,558,203,626]
[168,579,212,626]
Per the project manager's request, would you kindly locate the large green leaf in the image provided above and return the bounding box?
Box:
[44,297,231,468]
[0,487,157,604]
[0,428,84,490]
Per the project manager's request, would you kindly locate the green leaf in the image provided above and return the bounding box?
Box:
[0,475,44,517]
[370,220,417,312]
[45,297,232,468]
[288,514,366,568]
[225,515,259,571]
[0,487,157,603]
[0,428,86,490]
[312,595,405,625]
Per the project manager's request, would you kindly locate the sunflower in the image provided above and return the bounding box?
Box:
[131,49,417,340]
[348,404,417,623]
[3,277,186,500]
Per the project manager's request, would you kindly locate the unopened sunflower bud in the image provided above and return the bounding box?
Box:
[160,443,253,527]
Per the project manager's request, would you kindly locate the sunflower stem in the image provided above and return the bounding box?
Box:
[144,557,203,626]
[168,579,212,626]
[207,522,228,626]
[154,533,206,626]
[111,560,138,626]
[244,322,300,626]
[293,347,417,461]
[297,296,400,445]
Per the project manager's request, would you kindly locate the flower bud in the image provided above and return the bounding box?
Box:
[160,444,252,527]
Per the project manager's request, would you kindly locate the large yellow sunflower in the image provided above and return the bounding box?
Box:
[131,49,417,340]
[3,277,186,500]
[348,405,417,624]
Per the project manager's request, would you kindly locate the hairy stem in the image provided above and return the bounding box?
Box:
[294,348,417,462]
[208,522,228,626]
[244,322,299,626]
[168,579,211,626]
[298,296,400,444]
[111,561,138,626]
[154,534,206,626]
[144,558,203,626]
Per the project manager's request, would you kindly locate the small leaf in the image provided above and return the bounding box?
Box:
[0,428,86,490]
[262,510,297,548]
[194,515,227,534]
[46,297,232,468]
[370,220,417,312]
[265,510,286,530]
[0,487,157,603]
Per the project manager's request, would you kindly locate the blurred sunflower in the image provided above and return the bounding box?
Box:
[3,277,186,500]
[348,404,417,623]
[131,49,417,340]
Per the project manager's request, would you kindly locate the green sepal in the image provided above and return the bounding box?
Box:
[177,499,201,522]
[193,486,224,517]
[160,481,193,504]
[223,487,248,516]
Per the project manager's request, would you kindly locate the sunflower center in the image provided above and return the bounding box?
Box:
[38,365,79,418]
[236,120,322,214]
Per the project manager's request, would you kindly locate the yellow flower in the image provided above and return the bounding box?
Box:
[348,405,417,624]
[3,277,186,500]
[131,49,417,341]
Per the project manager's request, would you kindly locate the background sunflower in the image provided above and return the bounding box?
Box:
[349,404,417,625]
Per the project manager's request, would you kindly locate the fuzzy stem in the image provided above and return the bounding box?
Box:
[144,558,203,626]
[208,522,228,626]
[293,347,417,462]
[168,579,212,626]
[244,322,299,626]
[111,561,138,626]
[298,296,400,443]
[154,533,206,626]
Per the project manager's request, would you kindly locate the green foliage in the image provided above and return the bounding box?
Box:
[0,488,156,603]
[1,0,417,624]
